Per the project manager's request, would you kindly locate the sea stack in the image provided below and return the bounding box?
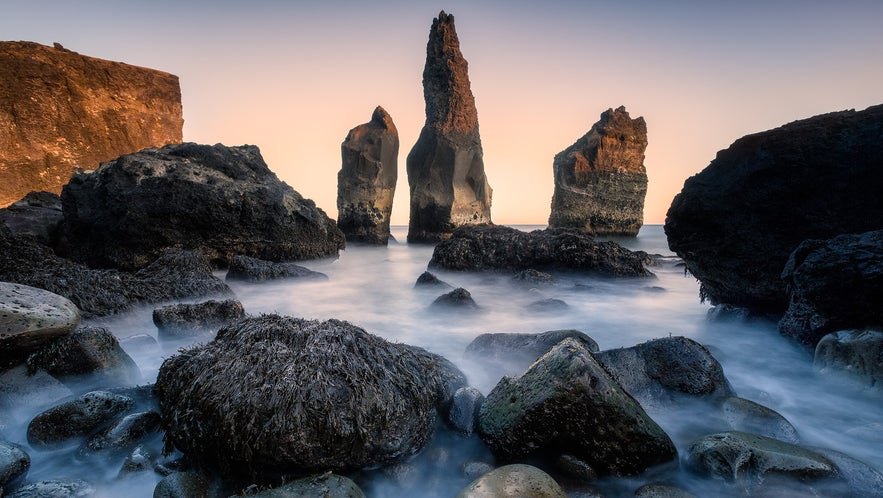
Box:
[407,11,492,243]
[337,106,399,245]
[548,106,648,236]
[0,41,183,207]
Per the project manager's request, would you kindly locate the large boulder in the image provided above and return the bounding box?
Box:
[0,282,80,370]
[455,464,567,498]
[665,104,883,311]
[153,315,466,477]
[61,142,345,270]
[407,11,493,243]
[337,106,399,245]
[0,41,182,208]
[548,106,648,236]
[779,230,883,346]
[0,191,64,246]
[478,338,677,476]
[26,327,141,387]
[813,329,883,389]
[429,225,653,277]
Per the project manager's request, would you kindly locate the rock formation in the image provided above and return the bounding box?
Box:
[0,41,183,207]
[665,104,883,311]
[549,106,648,235]
[407,11,492,242]
[337,106,398,244]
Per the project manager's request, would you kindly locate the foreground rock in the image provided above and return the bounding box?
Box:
[779,230,883,346]
[225,255,327,282]
[337,106,399,245]
[152,300,245,340]
[0,442,29,490]
[26,327,141,387]
[814,329,883,389]
[154,315,466,477]
[62,142,345,270]
[407,11,493,242]
[429,225,652,277]
[0,191,63,245]
[0,282,80,369]
[27,390,134,449]
[478,338,677,476]
[721,397,799,443]
[0,41,182,207]
[456,464,567,498]
[245,474,365,498]
[153,472,211,498]
[548,106,648,236]
[665,104,883,311]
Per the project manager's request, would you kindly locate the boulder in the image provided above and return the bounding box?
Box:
[0,191,63,246]
[429,225,653,277]
[455,464,567,498]
[407,11,493,242]
[548,106,648,236]
[244,474,365,498]
[554,454,597,482]
[813,329,883,389]
[478,338,677,476]
[225,255,327,282]
[779,230,883,346]
[5,479,94,498]
[431,287,479,310]
[61,142,345,270]
[26,327,141,387]
[153,315,466,477]
[153,472,211,498]
[721,397,799,443]
[0,442,29,489]
[27,390,134,449]
[152,299,245,340]
[337,106,399,245]
[0,282,80,369]
[809,447,883,498]
[414,271,452,289]
[0,41,182,208]
[465,329,599,375]
[81,411,161,455]
[665,104,883,311]
[447,386,484,435]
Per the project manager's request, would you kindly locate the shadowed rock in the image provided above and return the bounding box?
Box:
[152,300,245,340]
[27,390,134,449]
[244,473,365,498]
[0,191,63,246]
[414,271,452,289]
[465,329,599,375]
[225,255,327,282]
[0,442,29,490]
[431,287,479,310]
[26,327,141,388]
[814,329,883,389]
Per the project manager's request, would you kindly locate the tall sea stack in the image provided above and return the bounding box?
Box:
[337,106,399,245]
[548,106,648,236]
[407,11,492,243]
[0,41,183,207]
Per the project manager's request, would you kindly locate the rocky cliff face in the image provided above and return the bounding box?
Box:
[0,41,183,207]
[337,106,398,245]
[406,11,492,243]
[548,106,648,236]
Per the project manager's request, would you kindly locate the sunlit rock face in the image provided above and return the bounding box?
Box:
[548,106,648,236]
[407,11,492,243]
[0,41,183,207]
[337,106,399,245]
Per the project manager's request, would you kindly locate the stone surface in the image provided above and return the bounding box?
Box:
[665,104,883,311]
[0,191,64,246]
[0,41,182,208]
[431,287,479,310]
[512,269,556,286]
[27,390,134,448]
[152,299,245,340]
[0,282,80,370]
[153,472,211,498]
[455,464,567,498]
[0,365,72,413]
[813,329,883,389]
[153,315,466,477]
[81,411,161,455]
[225,255,327,282]
[61,142,344,271]
[478,338,677,476]
[721,397,799,443]
[429,225,653,277]
[407,11,492,242]
[809,446,883,498]
[337,106,399,245]
[5,479,95,498]
[447,386,484,435]
[465,329,599,375]
[634,484,697,498]
[779,230,883,346]
[414,271,452,289]
[548,106,648,236]
[26,326,141,387]
[245,474,365,498]
[0,441,29,489]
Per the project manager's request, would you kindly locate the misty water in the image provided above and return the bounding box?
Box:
[3,225,881,497]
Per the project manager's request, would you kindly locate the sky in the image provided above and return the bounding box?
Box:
[3,1,882,225]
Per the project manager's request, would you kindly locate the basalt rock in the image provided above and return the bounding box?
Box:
[665,104,883,311]
[549,106,648,236]
[407,11,492,242]
[0,41,183,207]
[61,142,345,271]
[337,106,399,245]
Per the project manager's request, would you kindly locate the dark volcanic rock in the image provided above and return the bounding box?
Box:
[153,315,466,477]
[61,142,345,271]
[152,299,245,340]
[225,255,327,282]
[0,41,183,208]
[431,287,479,310]
[407,11,492,243]
[0,191,63,246]
[548,106,648,236]
[26,327,141,387]
[337,106,399,245]
[814,329,883,389]
[665,104,883,311]
[779,230,883,346]
[27,390,134,449]
[0,281,80,370]
[429,225,653,277]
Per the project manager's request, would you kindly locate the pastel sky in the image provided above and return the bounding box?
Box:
[4,1,882,225]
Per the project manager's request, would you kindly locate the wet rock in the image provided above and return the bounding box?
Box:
[152,300,246,340]
[809,447,883,498]
[549,106,648,236]
[465,330,599,377]
[0,365,72,412]
[814,329,883,389]
[225,255,327,283]
[455,464,567,498]
[0,282,80,370]
[153,315,466,477]
[81,411,161,454]
[62,142,345,271]
[596,336,734,406]
[118,444,156,477]
[381,462,420,488]
[665,104,883,311]
[0,191,64,246]
[526,298,568,312]
[721,397,799,443]
[478,338,677,476]
[513,269,556,285]
[429,225,653,277]
[407,11,493,243]
[448,386,484,435]
[6,479,94,498]
[555,454,597,482]
[153,472,211,498]
[337,106,399,245]
[119,334,159,352]
[432,288,479,310]
[633,483,697,498]
[246,473,365,498]
[26,327,140,387]
[414,271,452,289]
[27,390,134,449]
[0,441,29,489]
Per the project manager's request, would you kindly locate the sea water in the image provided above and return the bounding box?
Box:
[3,225,881,497]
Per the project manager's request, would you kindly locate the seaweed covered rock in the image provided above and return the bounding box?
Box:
[26,327,140,387]
[152,300,245,340]
[429,225,652,277]
[225,255,327,282]
[61,142,345,271]
[153,315,467,477]
[0,282,80,370]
